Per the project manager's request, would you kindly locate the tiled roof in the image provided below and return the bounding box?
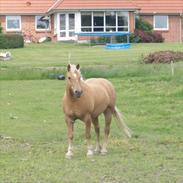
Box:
[133,0,183,14]
[51,0,139,11]
[0,0,182,14]
[0,0,54,14]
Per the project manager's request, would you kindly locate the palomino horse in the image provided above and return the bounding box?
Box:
[63,64,131,158]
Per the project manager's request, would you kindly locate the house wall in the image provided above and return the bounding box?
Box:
[0,16,6,31]
[0,15,56,42]
[129,12,135,32]
[140,15,182,42]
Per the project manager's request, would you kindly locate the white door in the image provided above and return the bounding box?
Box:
[59,13,75,40]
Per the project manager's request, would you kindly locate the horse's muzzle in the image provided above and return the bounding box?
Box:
[74,90,83,98]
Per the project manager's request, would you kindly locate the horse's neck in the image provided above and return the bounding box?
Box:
[65,85,73,99]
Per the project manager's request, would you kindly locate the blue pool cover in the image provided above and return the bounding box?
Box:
[106,43,131,49]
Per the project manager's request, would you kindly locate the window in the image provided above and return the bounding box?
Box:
[93,12,104,32]
[106,12,116,32]
[154,15,168,30]
[81,12,92,32]
[81,11,129,32]
[35,15,50,30]
[68,14,75,37]
[118,12,128,31]
[6,16,21,31]
[60,14,66,37]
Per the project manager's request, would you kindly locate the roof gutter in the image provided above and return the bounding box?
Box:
[0,13,46,16]
[47,8,140,15]
[137,12,183,16]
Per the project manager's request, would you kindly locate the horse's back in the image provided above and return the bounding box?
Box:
[85,78,116,110]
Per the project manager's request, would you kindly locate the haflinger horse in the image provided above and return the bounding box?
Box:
[63,64,132,158]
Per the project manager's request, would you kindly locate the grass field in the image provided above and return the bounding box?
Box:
[0,43,183,183]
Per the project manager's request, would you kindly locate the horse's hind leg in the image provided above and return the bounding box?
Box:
[101,108,112,155]
[92,117,101,153]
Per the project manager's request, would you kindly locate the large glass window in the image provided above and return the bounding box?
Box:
[81,11,129,32]
[59,13,75,38]
[60,14,66,37]
[81,12,92,32]
[68,14,75,37]
[154,15,168,30]
[118,12,128,31]
[36,15,50,30]
[93,12,104,32]
[6,16,21,31]
[106,12,116,32]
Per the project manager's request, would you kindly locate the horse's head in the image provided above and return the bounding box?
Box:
[66,64,83,98]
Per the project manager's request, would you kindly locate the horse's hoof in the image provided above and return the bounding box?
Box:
[101,149,108,155]
[65,152,73,159]
[94,149,101,154]
[87,150,94,157]
[94,148,101,154]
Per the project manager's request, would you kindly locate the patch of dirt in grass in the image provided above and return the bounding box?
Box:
[143,51,183,64]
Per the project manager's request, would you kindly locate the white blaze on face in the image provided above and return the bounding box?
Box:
[73,73,77,78]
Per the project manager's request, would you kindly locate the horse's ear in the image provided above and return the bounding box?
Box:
[67,64,71,72]
[76,64,80,70]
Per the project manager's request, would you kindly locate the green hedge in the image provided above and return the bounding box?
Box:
[0,23,2,33]
[0,34,24,49]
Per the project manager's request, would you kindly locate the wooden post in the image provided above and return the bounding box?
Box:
[171,60,174,76]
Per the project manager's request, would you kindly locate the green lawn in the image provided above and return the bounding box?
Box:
[0,43,183,183]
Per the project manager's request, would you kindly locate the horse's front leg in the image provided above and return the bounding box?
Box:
[65,116,74,159]
[93,117,101,153]
[84,116,93,157]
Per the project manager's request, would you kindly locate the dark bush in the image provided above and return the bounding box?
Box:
[0,34,24,49]
[132,30,164,43]
[151,31,164,43]
[129,18,164,43]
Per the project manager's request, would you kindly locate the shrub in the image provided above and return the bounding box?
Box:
[115,33,141,43]
[135,18,153,32]
[0,34,24,49]
[0,23,2,34]
[131,30,164,43]
[90,39,96,45]
[151,31,164,43]
[97,36,111,44]
[131,18,164,43]
[129,33,141,43]
[115,35,127,43]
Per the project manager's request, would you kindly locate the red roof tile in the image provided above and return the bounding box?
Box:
[133,0,183,14]
[0,0,54,14]
[50,0,139,11]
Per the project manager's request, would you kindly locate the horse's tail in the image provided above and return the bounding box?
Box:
[113,106,132,138]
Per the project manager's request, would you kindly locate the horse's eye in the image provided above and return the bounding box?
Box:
[68,77,71,80]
